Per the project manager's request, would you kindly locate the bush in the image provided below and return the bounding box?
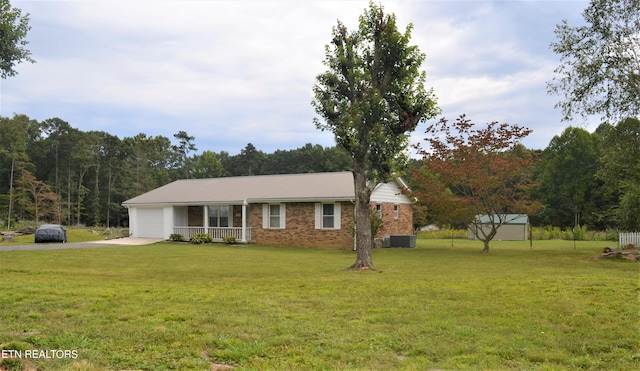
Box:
[223,236,237,244]
[169,233,184,242]
[417,228,468,240]
[190,233,212,244]
[531,225,617,241]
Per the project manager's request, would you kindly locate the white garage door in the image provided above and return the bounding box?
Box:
[136,208,164,238]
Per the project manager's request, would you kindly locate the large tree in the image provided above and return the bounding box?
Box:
[547,0,640,122]
[597,117,640,230]
[0,114,38,228]
[172,131,197,179]
[191,150,224,179]
[239,143,264,176]
[16,169,58,222]
[0,0,34,78]
[414,115,541,253]
[313,2,439,269]
[537,127,603,228]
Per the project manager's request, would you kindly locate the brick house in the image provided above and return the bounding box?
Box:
[122,172,414,249]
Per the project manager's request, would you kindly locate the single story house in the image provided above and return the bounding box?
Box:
[122,171,414,249]
[467,214,529,241]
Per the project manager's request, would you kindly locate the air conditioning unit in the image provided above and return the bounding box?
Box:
[386,235,416,248]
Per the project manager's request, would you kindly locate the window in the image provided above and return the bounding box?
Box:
[323,204,334,228]
[262,204,286,229]
[394,204,399,219]
[269,204,281,228]
[315,203,341,229]
[209,206,229,227]
[376,204,382,218]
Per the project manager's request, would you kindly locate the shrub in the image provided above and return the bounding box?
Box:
[169,233,184,242]
[190,233,212,244]
[223,236,237,245]
[417,228,468,240]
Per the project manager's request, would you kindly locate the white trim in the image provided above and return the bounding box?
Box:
[241,201,247,241]
[204,205,209,230]
[315,203,322,229]
[315,202,341,229]
[280,204,286,229]
[249,197,353,203]
[262,203,286,229]
[262,204,269,229]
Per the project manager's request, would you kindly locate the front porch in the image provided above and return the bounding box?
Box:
[173,226,252,242]
[173,203,251,242]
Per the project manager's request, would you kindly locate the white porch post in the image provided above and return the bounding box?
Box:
[204,205,209,234]
[241,200,247,242]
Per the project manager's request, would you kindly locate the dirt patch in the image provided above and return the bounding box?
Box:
[201,351,234,370]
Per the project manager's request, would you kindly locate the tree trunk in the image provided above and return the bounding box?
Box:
[481,228,498,253]
[482,239,490,253]
[347,163,375,270]
[7,155,15,229]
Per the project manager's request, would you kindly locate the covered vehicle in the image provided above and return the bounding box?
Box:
[34,224,67,243]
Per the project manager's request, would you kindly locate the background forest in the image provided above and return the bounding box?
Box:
[1,113,639,232]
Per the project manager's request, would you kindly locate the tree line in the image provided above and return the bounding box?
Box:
[0,114,351,228]
[1,113,638,232]
[409,117,640,233]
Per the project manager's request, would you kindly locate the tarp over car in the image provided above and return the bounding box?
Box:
[35,224,67,243]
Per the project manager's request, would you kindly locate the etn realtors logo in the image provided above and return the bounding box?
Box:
[1,349,78,359]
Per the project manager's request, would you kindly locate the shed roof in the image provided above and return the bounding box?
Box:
[475,214,529,225]
[123,172,356,206]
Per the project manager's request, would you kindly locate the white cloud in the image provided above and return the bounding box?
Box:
[3,0,592,154]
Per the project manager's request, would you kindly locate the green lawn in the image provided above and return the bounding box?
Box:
[1,227,116,245]
[0,239,638,370]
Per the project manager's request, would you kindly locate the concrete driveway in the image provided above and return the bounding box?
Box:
[0,237,164,252]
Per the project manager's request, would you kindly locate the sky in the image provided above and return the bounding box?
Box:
[1,0,595,156]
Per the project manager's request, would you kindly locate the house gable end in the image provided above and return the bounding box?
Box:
[371,180,413,204]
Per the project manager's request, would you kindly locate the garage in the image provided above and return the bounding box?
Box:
[134,207,165,238]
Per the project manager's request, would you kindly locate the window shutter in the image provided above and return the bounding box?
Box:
[314,203,321,229]
[262,204,269,229]
[334,202,341,229]
[280,204,286,229]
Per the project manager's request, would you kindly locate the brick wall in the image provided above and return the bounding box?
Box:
[375,203,413,237]
[250,202,355,249]
[187,206,203,226]
[184,201,413,248]
[231,205,243,227]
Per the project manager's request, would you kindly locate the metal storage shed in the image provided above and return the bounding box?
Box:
[468,214,529,241]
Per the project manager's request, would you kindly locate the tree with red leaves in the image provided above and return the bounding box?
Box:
[414,115,541,252]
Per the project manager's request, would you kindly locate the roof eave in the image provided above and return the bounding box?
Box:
[123,197,355,207]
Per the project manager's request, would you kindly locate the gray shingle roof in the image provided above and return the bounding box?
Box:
[122,171,355,205]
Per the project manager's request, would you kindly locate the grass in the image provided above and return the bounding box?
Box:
[417,226,619,241]
[0,239,638,370]
[1,227,116,245]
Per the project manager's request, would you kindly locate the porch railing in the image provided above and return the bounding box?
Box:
[173,226,251,242]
